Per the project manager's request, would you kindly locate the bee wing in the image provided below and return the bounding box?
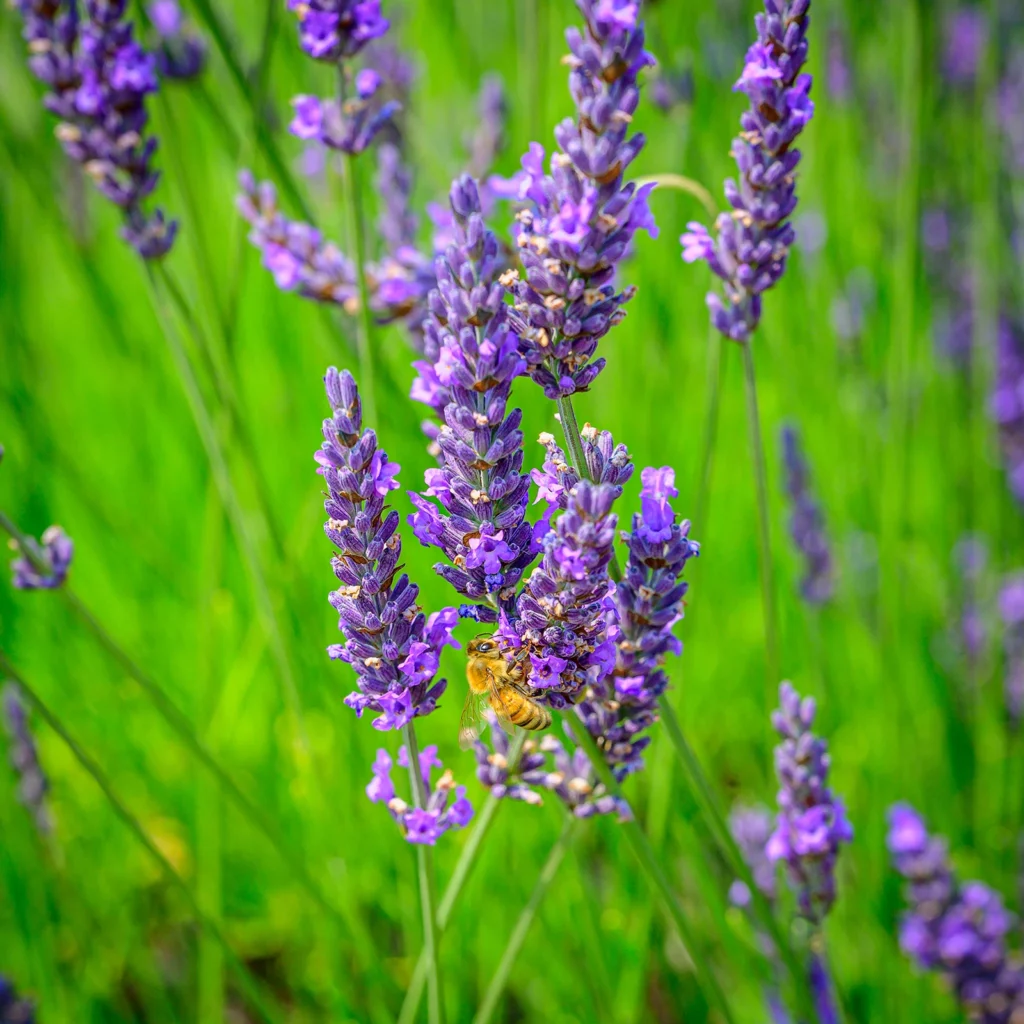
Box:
[458,689,487,751]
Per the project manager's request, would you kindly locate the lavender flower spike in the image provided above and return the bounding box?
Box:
[780,425,834,605]
[408,176,534,614]
[767,682,852,924]
[888,804,1024,1022]
[367,745,474,845]
[501,0,659,399]
[508,480,619,709]
[10,525,73,591]
[999,574,1024,729]
[2,684,52,834]
[728,804,777,907]
[149,1,206,80]
[317,367,459,730]
[473,712,547,805]
[681,0,813,341]
[15,0,177,258]
[990,318,1024,506]
[288,1,389,62]
[0,976,35,1023]
[577,466,699,780]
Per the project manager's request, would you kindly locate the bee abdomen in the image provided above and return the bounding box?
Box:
[512,699,552,732]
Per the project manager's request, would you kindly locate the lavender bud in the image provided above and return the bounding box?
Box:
[681,0,813,341]
[287,0,389,62]
[10,525,73,591]
[472,712,547,805]
[148,1,206,80]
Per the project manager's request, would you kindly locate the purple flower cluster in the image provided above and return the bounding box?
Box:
[287,0,389,62]
[10,525,73,591]
[577,467,700,780]
[0,976,35,1024]
[289,74,398,156]
[728,804,778,907]
[990,319,1024,505]
[2,685,51,835]
[888,804,1024,1022]
[681,0,814,341]
[472,713,546,805]
[999,574,1024,729]
[316,367,459,730]
[780,425,834,606]
[506,481,618,708]
[14,0,177,258]
[408,176,534,613]
[367,745,473,845]
[148,0,205,80]
[531,426,633,516]
[237,172,358,309]
[767,682,852,924]
[500,0,659,399]
[941,8,988,86]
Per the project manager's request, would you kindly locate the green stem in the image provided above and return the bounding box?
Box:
[568,719,737,1024]
[472,817,576,1024]
[402,723,444,1024]
[741,339,780,723]
[398,732,527,1024]
[0,654,286,1024]
[634,173,719,222]
[342,150,378,426]
[657,699,816,1020]
[694,325,723,532]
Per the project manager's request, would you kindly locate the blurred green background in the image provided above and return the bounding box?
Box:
[1,0,1023,1021]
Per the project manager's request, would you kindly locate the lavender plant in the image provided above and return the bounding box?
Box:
[2,684,52,835]
[681,0,814,341]
[0,977,34,1023]
[999,574,1024,730]
[9,526,73,591]
[14,0,177,257]
[780,425,834,606]
[991,318,1024,506]
[148,0,205,81]
[767,682,852,925]
[500,0,659,399]
[888,804,1024,1021]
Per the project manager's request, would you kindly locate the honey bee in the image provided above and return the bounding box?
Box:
[459,637,552,749]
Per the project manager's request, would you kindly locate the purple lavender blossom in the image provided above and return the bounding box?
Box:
[507,481,619,708]
[367,745,474,845]
[149,1,206,80]
[531,426,633,516]
[888,804,1024,1021]
[576,466,699,780]
[0,976,35,1023]
[14,0,177,257]
[10,525,73,591]
[407,176,534,613]
[238,171,359,307]
[825,22,851,102]
[500,0,659,399]
[999,573,1024,729]
[538,733,631,820]
[681,0,814,342]
[942,8,988,86]
[998,48,1024,173]
[780,425,834,605]
[767,682,852,924]
[287,0,389,62]
[287,84,398,157]
[472,712,547,805]
[990,318,1024,505]
[2,685,52,835]
[728,804,777,907]
[316,367,459,730]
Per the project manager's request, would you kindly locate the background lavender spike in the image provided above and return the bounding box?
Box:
[2,683,52,835]
[288,1,389,63]
[506,480,619,708]
[991,318,1024,506]
[0,976,35,1024]
[728,804,777,908]
[14,0,177,257]
[9,525,73,591]
[473,713,547,805]
[367,744,474,845]
[888,804,1024,1022]
[538,733,630,820]
[500,0,659,399]
[576,466,699,781]
[780,425,834,605]
[148,0,206,81]
[767,682,852,925]
[468,74,508,180]
[998,574,1024,730]
[407,175,534,614]
[316,366,459,730]
[681,0,813,341]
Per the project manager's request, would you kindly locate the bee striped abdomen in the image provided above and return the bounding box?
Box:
[491,687,552,732]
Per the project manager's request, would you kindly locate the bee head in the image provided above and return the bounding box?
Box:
[468,635,497,655]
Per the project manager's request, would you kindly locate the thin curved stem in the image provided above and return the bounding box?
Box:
[472,816,576,1024]
[741,339,780,728]
[694,324,723,532]
[634,173,719,221]
[402,723,445,1024]
[0,654,286,1024]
